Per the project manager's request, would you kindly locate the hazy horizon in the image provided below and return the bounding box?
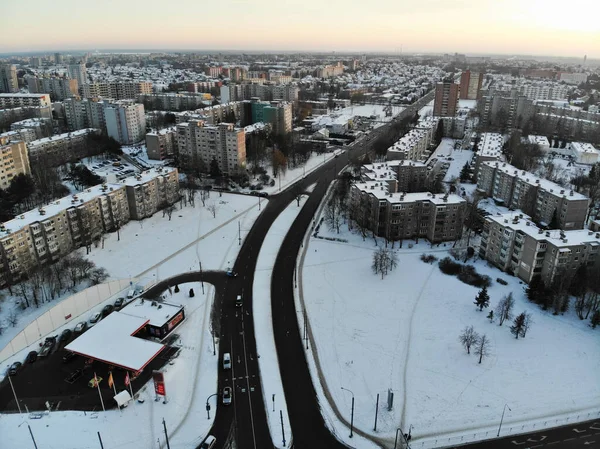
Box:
[2,0,599,59]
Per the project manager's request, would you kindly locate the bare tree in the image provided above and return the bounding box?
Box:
[474,334,491,364]
[496,293,515,326]
[165,205,176,221]
[89,267,109,285]
[207,201,219,218]
[522,312,533,338]
[324,196,343,234]
[8,309,18,327]
[459,325,480,355]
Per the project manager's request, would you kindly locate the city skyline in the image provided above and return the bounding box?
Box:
[2,0,599,58]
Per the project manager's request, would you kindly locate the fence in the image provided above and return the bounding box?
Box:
[0,278,132,363]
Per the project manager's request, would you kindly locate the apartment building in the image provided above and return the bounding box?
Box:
[146,129,176,160]
[26,76,78,100]
[0,183,130,286]
[479,212,600,285]
[220,83,299,104]
[67,63,87,89]
[477,161,589,229]
[362,160,430,193]
[82,81,153,100]
[104,100,146,144]
[138,92,210,111]
[0,140,31,189]
[350,181,466,243]
[27,129,100,165]
[316,62,344,78]
[477,93,535,129]
[250,100,292,135]
[176,120,245,175]
[0,65,19,93]
[124,167,180,220]
[10,117,53,140]
[558,72,588,85]
[386,117,438,162]
[63,97,108,131]
[459,70,483,100]
[0,93,51,109]
[473,133,503,176]
[433,81,459,117]
[0,129,37,144]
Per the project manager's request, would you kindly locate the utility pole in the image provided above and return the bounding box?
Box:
[280,410,286,446]
[7,374,22,414]
[199,260,204,294]
[374,393,379,431]
[238,221,241,245]
[97,432,104,449]
[162,418,171,449]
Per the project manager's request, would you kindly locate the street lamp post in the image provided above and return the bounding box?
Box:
[205,393,218,420]
[340,387,354,438]
[497,403,511,437]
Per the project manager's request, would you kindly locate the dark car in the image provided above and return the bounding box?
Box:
[62,351,77,364]
[25,351,38,364]
[114,297,125,310]
[226,270,238,277]
[58,329,72,343]
[8,361,22,376]
[258,192,269,198]
[39,336,56,357]
[65,369,83,384]
[102,304,114,317]
[74,321,87,334]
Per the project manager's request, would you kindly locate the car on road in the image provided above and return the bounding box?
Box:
[223,353,231,370]
[102,304,114,317]
[235,295,243,308]
[200,435,216,449]
[114,297,125,310]
[25,351,38,364]
[89,312,102,327]
[58,329,72,343]
[226,270,237,277]
[222,386,232,405]
[74,321,87,334]
[8,361,22,376]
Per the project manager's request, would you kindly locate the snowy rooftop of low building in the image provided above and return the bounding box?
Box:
[354,181,465,204]
[28,129,98,148]
[10,117,48,127]
[65,312,165,372]
[120,166,177,187]
[120,298,184,328]
[1,183,125,235]
[527,135,550,147]
[486,212,600,248]
[478,133,503,157]
[387,128,430,153]
[0,93,49,99]
[482,161,588,200]
[571,142,599,154]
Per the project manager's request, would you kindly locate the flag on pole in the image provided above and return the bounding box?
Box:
[108,372,114,389]
[124,372,130,387]
[94,372,106,412]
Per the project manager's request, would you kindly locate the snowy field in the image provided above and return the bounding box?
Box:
[122,144,168,169]
[253,195,312,448]
[429,138,475,183]
[81,192,266,282]
[299,208,600,447]
[0,282,220,449]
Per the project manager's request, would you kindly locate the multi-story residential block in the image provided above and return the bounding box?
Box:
[479,212,600,285]
[558,72,588,85]
[250,100,292,135]
[477,161,589,229]
[0,93,51,109]
[54,53,63,64]
[82,81,153,100]
[146,129,177,160]
[386,117,438,162]
[473,133,504,176]
[124,167,180,220]
[26,76,78,101]
[221,83,299,104]
[0,139,31,189]
[459,70,483,100]
[0,64,19,93]
[362,160,430,193]
[350,181,466,243]
[433,81,459,117]
[63,97,108,131]
[104,100,146,144]
[316,62,344,78]
[27,129,100,165]
[477,92,535,129]
[0,129,37,144]
[570,142,600,165]
[68,62,87,89]
[176,120,245,175]
[10,117,53,139]
[138,92,210,111]
[0,183,130,286]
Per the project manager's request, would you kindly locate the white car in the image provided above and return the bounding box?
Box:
[88,312,102,327]
[200,435,216,449]
[222,386,232,405]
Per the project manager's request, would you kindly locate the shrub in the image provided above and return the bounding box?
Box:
[439,257,462,275]
[420,254,438,264]
[439,257,491,288]
[496,278,508,285]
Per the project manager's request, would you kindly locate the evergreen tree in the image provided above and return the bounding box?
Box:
[209,158,222,179]
[526,277,544,305]
[459,163,471,182]
[174,284,180,293]
[510,312,526,339]
[474,286,490,311]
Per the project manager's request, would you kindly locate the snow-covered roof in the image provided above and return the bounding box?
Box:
[65,312,165,372]
[28,129,98,148]
[120,298,184,328]
[120,166,177,187]
[571,142,599,155]
[478,133,503,157]
[527,135,550,147]
[354,181,465,204]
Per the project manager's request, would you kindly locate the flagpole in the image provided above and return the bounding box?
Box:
[110,372,117,397]
[126,372,134,400]
[95,372,106,412]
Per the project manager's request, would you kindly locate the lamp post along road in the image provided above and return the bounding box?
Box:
[497,403,511,437]
[340,387,355,438]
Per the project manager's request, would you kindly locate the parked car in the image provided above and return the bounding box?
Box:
[25,351,38,364]
[258,192,269,198]
[114,297,125,310]
[65,369,82,384]
[89,312,102,327]
[8,361,22,376]
[74,321,87,334]
[200,436,216,449]
[38,336,56,357]
[226,270,237,277]
[62,351,77,364]
[58,329,72,343]
[102,304,114,318]
[222,386,232,405]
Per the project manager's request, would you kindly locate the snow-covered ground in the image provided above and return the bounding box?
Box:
[82,192,266,282]
[0,282,220,449]
[419,100,434,118]
[122,144,168,169]
[298,202,600,447]
[253,197,310,448]
[429,138,475,183]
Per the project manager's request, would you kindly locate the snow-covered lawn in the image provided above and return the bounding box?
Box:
[253,197,310,448]
[299,213,600,447]
[429,138,475,183]
[82,192,266,283]
[0,282,219,449]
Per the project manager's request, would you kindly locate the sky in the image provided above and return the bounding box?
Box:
[1,0,599,58]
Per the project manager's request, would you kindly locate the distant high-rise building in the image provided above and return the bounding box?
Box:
[433,81,459,117]
[0,139,31,190]
[68,62,87,89]
[583,55,587,66]
[459,70,483,100]
[0,64,19,93]
[54,53,63,64]
[104,100,146,144]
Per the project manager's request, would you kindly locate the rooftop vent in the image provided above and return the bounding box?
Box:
[546,231,551,237]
